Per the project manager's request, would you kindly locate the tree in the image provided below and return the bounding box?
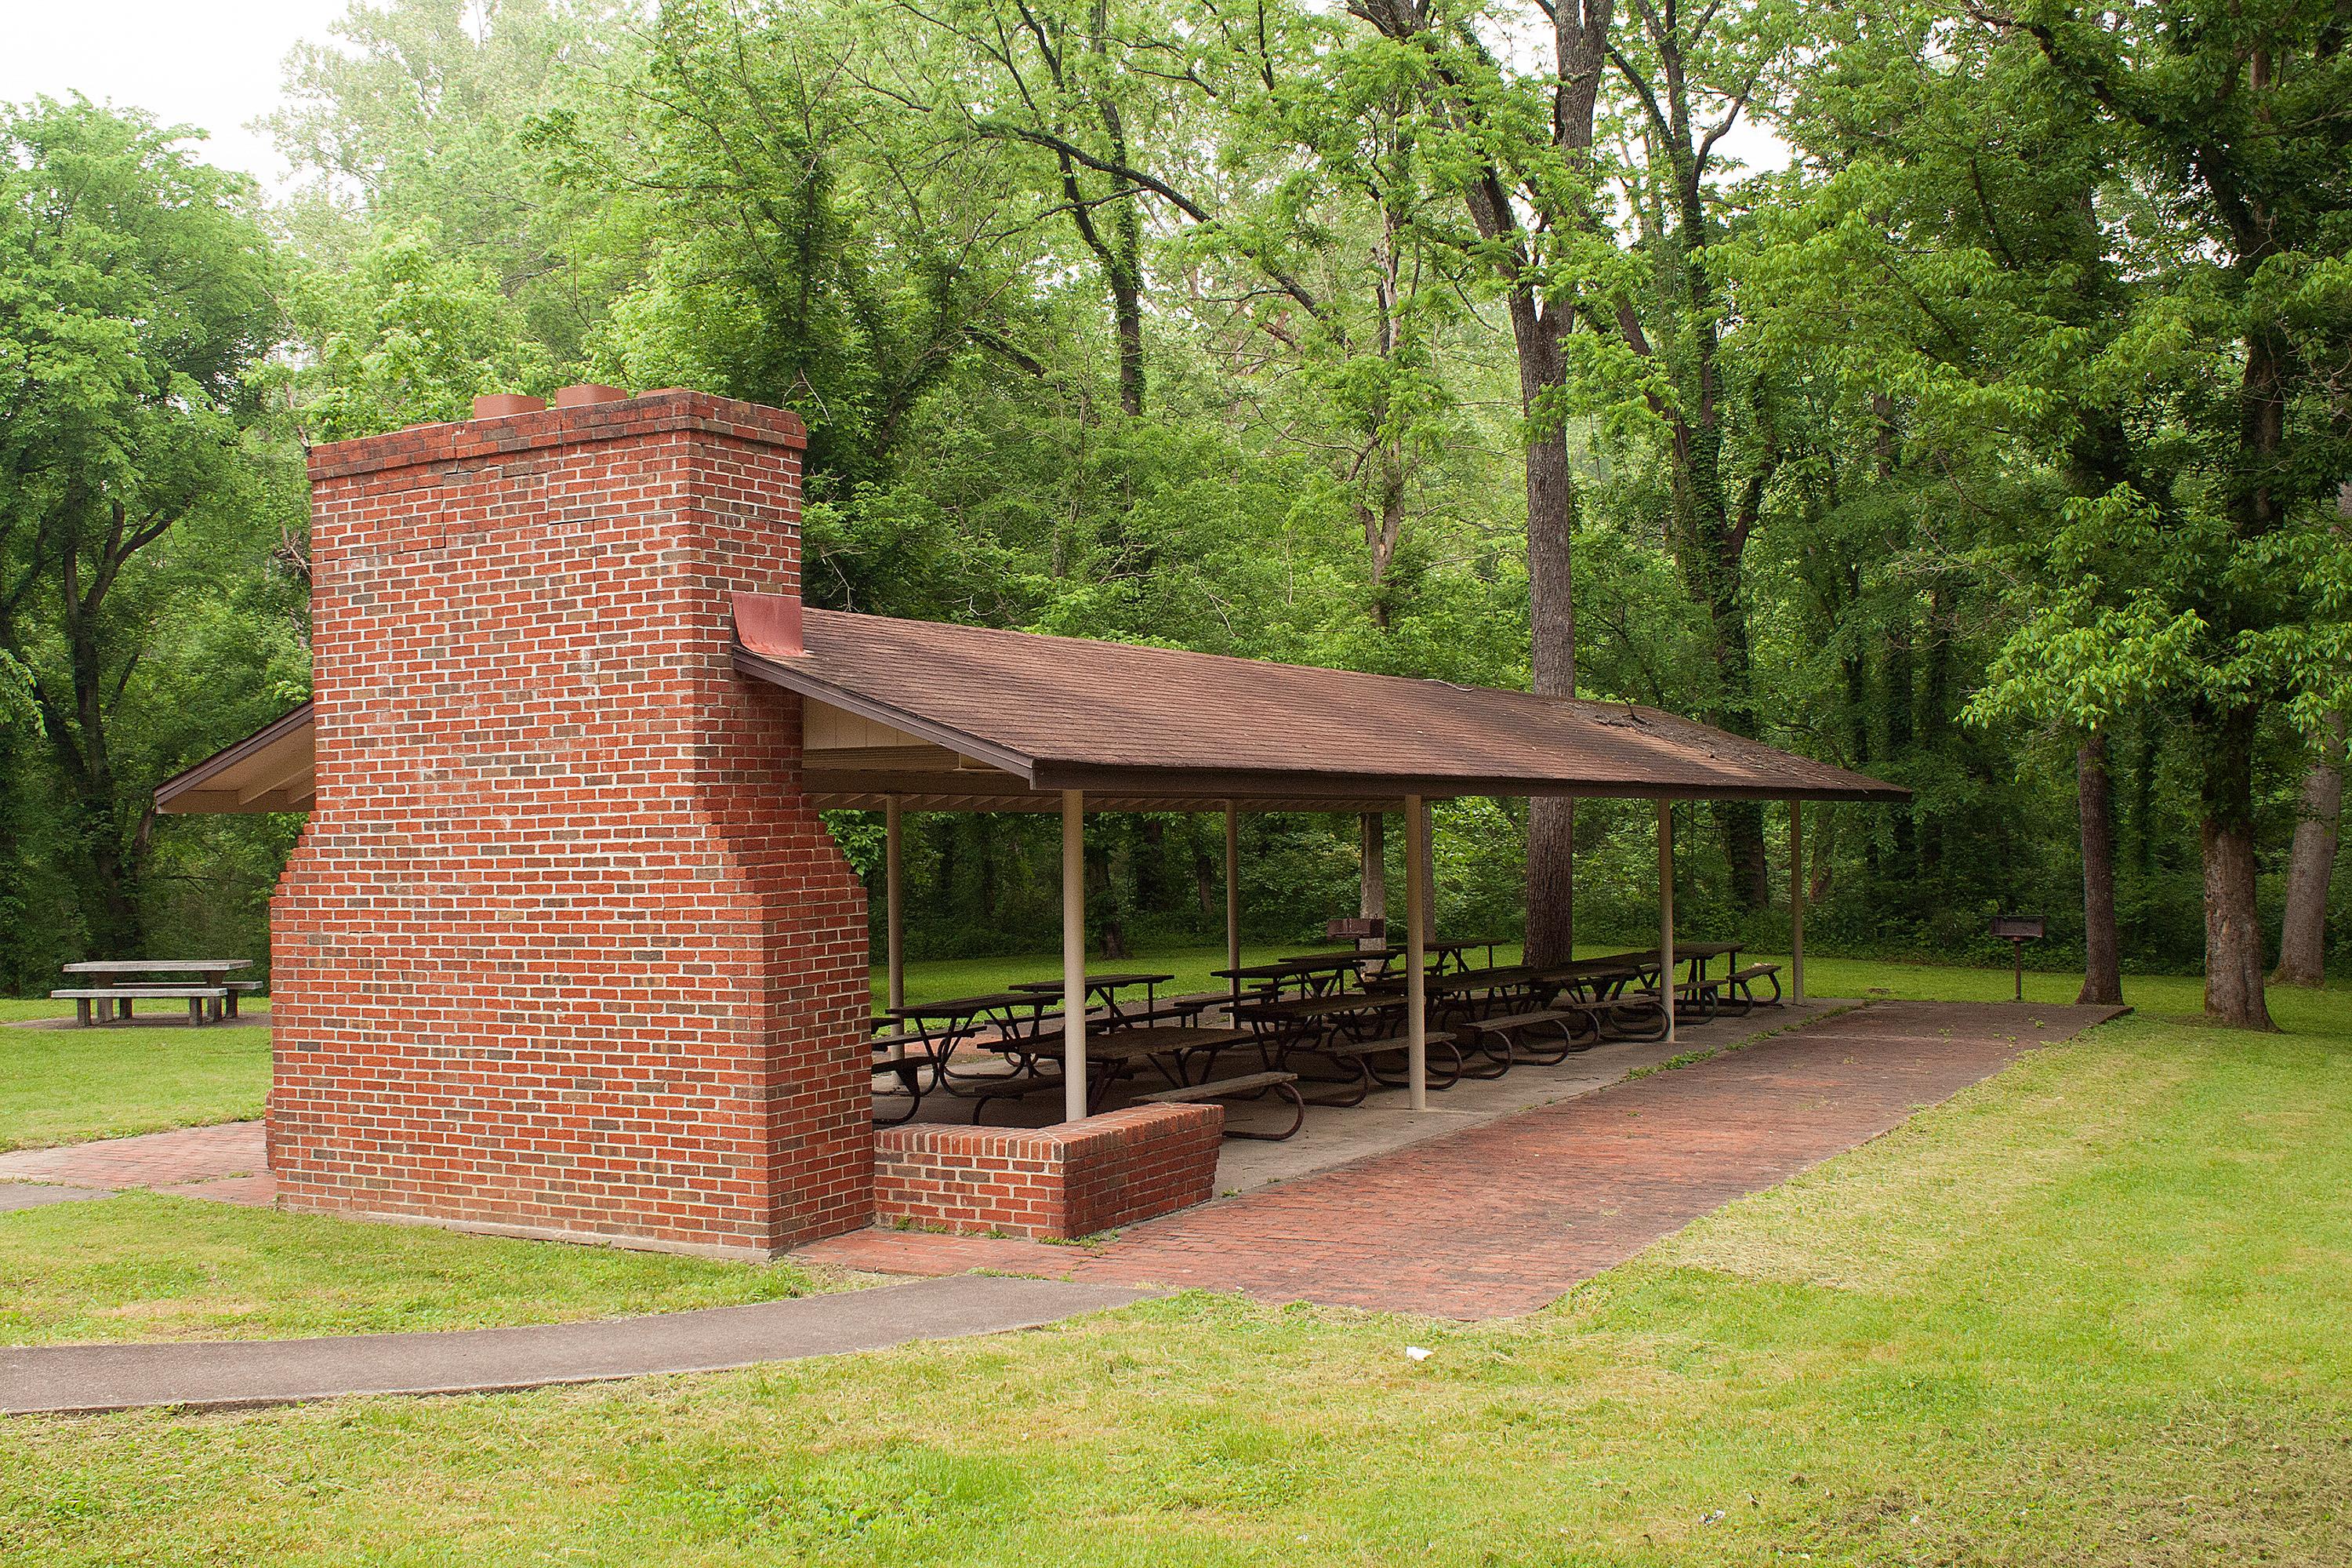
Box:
[1595,0,1795,907]
[1343,0,1617,964]
[1985,0,2352,1026]
[268,0,637,366]
[0,99,284,956]
[283,223,557,441]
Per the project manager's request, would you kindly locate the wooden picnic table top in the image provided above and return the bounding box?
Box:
[1674,941,1743,960]
[1216,956,1355,980]
[1007,971,1175,994]
[1537,955,1650,978]
[1233,993,1403,1022]
[981,1024,1254,1062]
[62,959,252,976]
[884,992,1050,1021]
[1426,965,1539,993]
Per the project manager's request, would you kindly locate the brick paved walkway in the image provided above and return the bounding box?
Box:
[799,1000,2123,1318]
[0,1122,273,1207]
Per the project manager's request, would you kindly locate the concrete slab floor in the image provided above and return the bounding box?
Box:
[1206,999,1858,1190]
[883,999,1860,1192]
[0,1184,115,1214]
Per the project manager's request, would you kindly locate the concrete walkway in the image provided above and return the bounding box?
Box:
[0,1274,1152,1416]
[0,1121,271,1206]
[802,1000,2126,1318]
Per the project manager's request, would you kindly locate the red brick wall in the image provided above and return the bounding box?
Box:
[270,390,873,1256]
[873,1105,1224,1240]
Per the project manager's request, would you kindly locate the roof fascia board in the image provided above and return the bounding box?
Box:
[154,702,318,808]
[1030,760,1904,804]
[731,646,1040,782]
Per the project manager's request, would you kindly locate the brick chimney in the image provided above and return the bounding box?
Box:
[270,388,872,1255]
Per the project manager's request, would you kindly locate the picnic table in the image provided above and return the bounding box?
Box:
[1214,955,1367,1000]
[1007,971,1174,1024]
[875,991,1057,1098]
[1275,938,1509,976]
[1230,990,1405,1043]
[53,959,256,1026]
[1673,940,1743,983]
[1426,937,1508,972]
[1535,955,1652,999]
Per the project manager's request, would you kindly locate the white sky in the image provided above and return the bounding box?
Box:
[0,0,1789,198]
[0,0,353,191]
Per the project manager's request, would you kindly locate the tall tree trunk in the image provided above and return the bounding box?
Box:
[1085,838,1130,960]
[1349,0,1604,967]
[1517,299,1580,967]
[1359,811,1388,927]
[1918,579,1955,874]
[1808,802,1837,904]
[2077,731,2123,1007]
[1885,608,1917,879]
[2272,711,2344,986]
[2199,706,2273,1028]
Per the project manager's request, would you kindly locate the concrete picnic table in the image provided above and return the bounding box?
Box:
[53,960,256,1025]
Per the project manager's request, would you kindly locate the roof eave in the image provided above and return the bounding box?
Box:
[1031,760,1909,804]
[731,644,1040,782]
[154,700,317,811]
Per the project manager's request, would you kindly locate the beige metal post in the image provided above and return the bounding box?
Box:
[1062,789,1087,1122]
[1417,797,1437,942]
[1224,801,1241,1019]
[1657,799,1676,1046]
[884,794,906,1019]
[1789,800,1806,1004]
[1404,793,1428,1111]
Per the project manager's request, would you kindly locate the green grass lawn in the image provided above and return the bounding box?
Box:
[0,973,2347,1563]
[0,944,2253,1157]
[0,998,272,1152]
[0,1192,855,1346]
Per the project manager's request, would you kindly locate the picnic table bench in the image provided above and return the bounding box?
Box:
[967,1025,1261,1122]
[53,959,256,1025]
[1136,1071,1305,1140]
[51,985,233,1026]
[1453,1007,1594,1065]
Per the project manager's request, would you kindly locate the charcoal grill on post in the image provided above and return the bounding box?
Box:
[1991,913,2045,1001]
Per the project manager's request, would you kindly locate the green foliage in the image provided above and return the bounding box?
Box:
[280,223,557,439]
[5,0,2345,989]
[0,97,298,982]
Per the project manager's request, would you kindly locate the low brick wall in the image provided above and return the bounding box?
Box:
[873,1105,1222,1240]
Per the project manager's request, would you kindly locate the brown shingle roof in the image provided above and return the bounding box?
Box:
[161,601,1905,815]
[736,601,1904,806]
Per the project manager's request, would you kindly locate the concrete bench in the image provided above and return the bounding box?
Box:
[1135,1071,1304,1141]
[50,986,230,1026]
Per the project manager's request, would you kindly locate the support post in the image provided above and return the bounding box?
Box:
[1788,800,1806,1005]
[1062,789,1087,1122]
[1657,800,1676,1046]
[1404,793,1428,1111]
[1224,801,1241,1018]
[1417,797,1437,943]
[884,794,906,1021]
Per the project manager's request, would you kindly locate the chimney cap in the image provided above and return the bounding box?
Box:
[473,394,546,419]
[553,383,632,408]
